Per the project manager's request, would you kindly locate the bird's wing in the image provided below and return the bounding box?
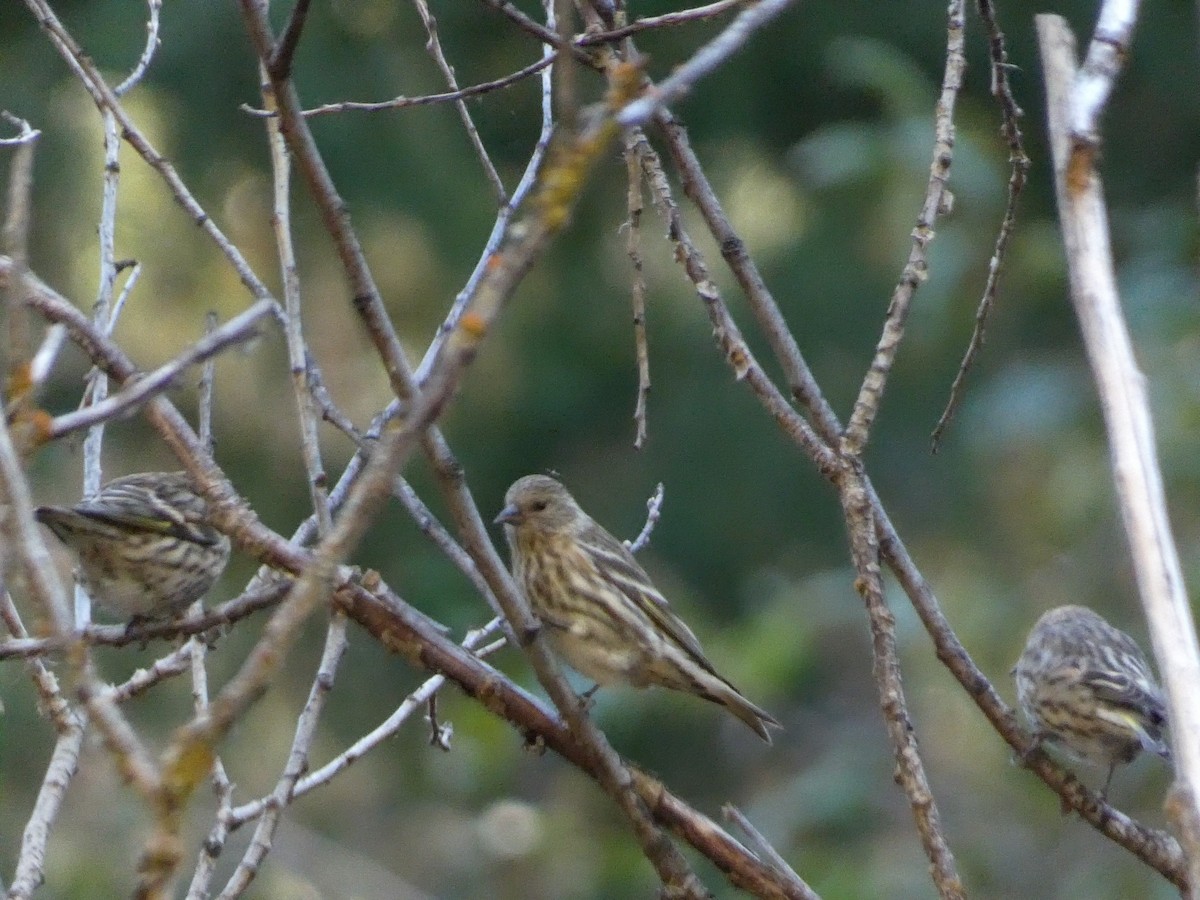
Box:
[76,496,220,546]
[1084,667,1166,719]
[584,525,715,669]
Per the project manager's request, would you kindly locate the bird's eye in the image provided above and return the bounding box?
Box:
[530,500,548,512]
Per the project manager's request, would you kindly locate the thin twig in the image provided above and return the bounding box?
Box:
[0,580,292,659]
[74,104,125,628]
[245,56,554,119]
[46,298,279,440]
[411,0,507,205]
[931,0,1029,451]
[415,0,557,384]
[722,805,817,898]
[218,615,349,898]
[624,132,651,449]
[223,620,505,830]
[652,111,844,446]
[629,132,838,476]
[1,114,38,401]
[23,0,277,305]
[113,0,163,96]
[0,387,72,635]
[211,79,347,893]
[578,0,748,45]
[268,0,312,79]
[625,482,664,554]
[616,0,798,126]
[6,708,87,899]
[181,605,234,900]
[110,643,196,703]
[0,583,85,898]
[198,311,218,453]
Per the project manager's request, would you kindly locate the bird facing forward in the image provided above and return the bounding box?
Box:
[495,474,780,742]
[1013,604,1170,794]
[36,471,230,621]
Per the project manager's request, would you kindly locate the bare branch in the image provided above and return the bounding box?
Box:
[1,114,38,389]
[224,619,505,830]
[616,0,798,126]
[218,614,349,897]
[6,709,87,900]
[841,0,964,458]
[21,0,277,304]
[411,0,507,205]
[46,298,278,441]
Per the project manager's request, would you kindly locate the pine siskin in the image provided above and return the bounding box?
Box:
[495,474,780,742]
[1013,604,1170,794]
[35,471,230,621]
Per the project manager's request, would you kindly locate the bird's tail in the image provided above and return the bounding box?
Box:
[692,671,780,743]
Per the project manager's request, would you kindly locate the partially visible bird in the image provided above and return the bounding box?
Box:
[35,471,230,622]
[1013,604,1170,794]
[495,474,781,742]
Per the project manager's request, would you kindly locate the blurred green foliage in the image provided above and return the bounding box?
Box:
[2,0,1198,897]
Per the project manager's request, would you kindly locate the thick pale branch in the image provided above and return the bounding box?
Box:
[1038,15,1200,894]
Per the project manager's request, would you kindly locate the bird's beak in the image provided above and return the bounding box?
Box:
[494,503,521,526]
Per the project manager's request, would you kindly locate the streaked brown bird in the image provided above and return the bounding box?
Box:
[1013,604,1170,794]
[36,471,230,621]
[495,474,780,742]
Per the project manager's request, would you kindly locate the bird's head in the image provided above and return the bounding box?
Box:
[494,474,581,532]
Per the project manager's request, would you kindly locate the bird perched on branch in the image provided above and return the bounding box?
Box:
[36,471,230,622]
[1013,604,1170,795]
[495,473,780,742]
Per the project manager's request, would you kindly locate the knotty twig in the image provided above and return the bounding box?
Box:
[841,0,964,458]
[624,131,651,449]
[839,463,964,898]
[931,0,1029,451]
[626,481,664,554]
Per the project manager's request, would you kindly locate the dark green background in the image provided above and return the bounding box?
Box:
[2,0,1197,896]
